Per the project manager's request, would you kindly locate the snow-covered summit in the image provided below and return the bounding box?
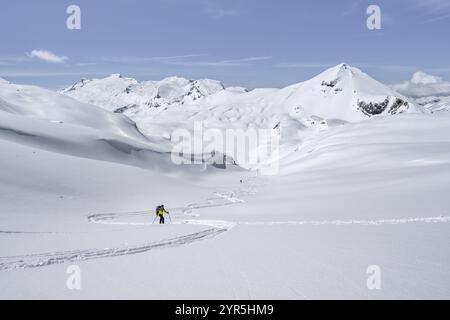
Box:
[261,63,419,121]
[61,74,226,114]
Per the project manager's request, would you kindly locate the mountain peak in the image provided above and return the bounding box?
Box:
[330,63,360,75]
[108,73,123,79]
[268,63,419,121]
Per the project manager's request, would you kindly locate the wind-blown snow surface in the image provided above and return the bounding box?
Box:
[1,68,450,299]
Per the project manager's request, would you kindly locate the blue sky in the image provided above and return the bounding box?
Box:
[0,0,449,89]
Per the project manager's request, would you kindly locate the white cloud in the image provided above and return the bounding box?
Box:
[410,71,442,85]
[27,50,68,64]
[392,71,450,98]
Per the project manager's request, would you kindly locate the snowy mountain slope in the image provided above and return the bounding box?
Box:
[58,64,425,173]
[261,63,420,121]
[62,64,420,129]
[0,79,145,140]
[415,96,450,113]
[1,74,450,299]
[0,80,197,171]
[62,74,228,115]
[279,112,450,174]
[1,109,450,299]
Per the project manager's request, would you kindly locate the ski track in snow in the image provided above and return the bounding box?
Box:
[0,230,58,234]
[238,216,450,226]
[0,186,251,271]
[0,178,449,271]
[0,228,225,271]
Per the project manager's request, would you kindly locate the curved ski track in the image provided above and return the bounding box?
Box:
[1,178,449,271]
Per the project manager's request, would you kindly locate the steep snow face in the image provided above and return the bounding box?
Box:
[62,74,226,115]
[262,63,420,122]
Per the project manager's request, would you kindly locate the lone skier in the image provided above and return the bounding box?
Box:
[156,205,169,224]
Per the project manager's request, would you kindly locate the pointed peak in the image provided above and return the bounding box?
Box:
[101,73,138,84]
[314,63,364,84]
[60,78,91,93]
[330,63,359,73]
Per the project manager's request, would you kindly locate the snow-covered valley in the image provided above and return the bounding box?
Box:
[1,64,450,299]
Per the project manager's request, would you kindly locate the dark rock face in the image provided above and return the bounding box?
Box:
[357,97,410,117]
[321,80,337,88]
[114,104,137,114]
[389,98,409,115]
[63,79,90,93]
[357,98,390,116]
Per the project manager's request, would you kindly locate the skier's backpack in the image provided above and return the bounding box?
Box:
[155,205,161,216]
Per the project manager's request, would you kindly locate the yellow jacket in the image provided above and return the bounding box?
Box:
[156,207,167,216]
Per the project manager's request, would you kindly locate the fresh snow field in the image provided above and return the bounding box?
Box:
[1,65,449,299]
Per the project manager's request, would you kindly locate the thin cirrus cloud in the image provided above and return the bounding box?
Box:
[167,56,272,67]
[27,50,68,64]
[204,7,237,18]
[342,0,364,16]
[275,63,335,69]
[88,54,209,64]
[195,0,238,18]
[410,0,450,21]
[0,56,29,65]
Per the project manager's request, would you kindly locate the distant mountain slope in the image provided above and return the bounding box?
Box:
[62,64,420,128]
[0,78,144,139]
[415,96,450,114]
[0,79,178,170]
[0,79,243,171]
[61,74,230,115]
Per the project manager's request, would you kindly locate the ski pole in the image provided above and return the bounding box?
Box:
[168,212,172,223]
[152,215,157,224]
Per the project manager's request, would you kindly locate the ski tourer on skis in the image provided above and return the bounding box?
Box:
[155,205,169,224]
